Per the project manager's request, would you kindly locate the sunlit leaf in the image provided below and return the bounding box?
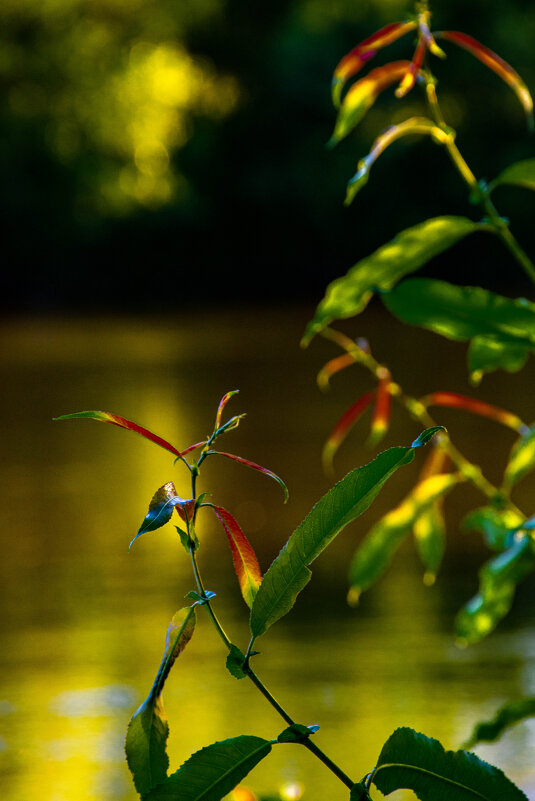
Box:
[145,736,272,801]
[370,727,528,800]
[455,535,535,645]
[463,696,535,749]
[211,506,262,609]
[332,21,417,107]
[422,391,525,432]
[207,451,289,503]
[462,506,524,551]
[344,117,449,205]
[130,482,196,550]
[249,429,443,639]
[53,409,191,458]
[214,390,240,431]
[395,38,427,98]
[323,389,376,474]
[413,503,446,586]
[302,218,485,345]
[347,473,460,604]
[468,336,529,386]
[328,61,411,148]
[367,370,392,448]
[382,278,535,377]
[490,158,535,192]
[436,31,534,129]
[126,606,197,796]
[503,424,535,490]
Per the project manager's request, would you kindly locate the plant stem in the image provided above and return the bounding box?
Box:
[425,81,535,285]
[188,538,357,790]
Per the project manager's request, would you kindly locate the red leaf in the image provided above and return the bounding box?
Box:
[317,352,357,390]
[214,390,239,431]
[207,451,289,502]
[368,370,392,447]
[323,389,376,473]
[422,392,525,431]
[211,505,262,609]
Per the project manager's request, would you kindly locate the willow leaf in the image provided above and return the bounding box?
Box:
[249,429,443,638]
[455,536,535,645]
[302,217,485,344]
[463,697,535,749]
[468,336,529,385]
[145,735,272,801]
[125,607,196,796]
[371,727,528,800]
[382,278,535,378]
[490,158,535,192]
[503,424,535,490]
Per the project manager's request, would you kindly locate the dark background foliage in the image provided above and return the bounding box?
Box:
[1,0,534,314]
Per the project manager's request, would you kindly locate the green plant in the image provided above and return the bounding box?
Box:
[56,2,535,798]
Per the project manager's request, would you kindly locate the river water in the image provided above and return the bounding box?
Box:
[0,306,534,800]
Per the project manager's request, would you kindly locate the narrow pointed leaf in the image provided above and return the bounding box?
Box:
[455,535,535,645]
[395,38,427,98]
[317,352,357,390]
[367,371,392,447]
[145,735,272,801]
[463,697,535,749]
[54,410,184,457]
[462,506,523,551]
[490,158,535,192]
[126,607,197,796]
[382,278,535,378]
[328,61,411,148]
[207,451,288,503]
[323,389,376,474]
[130,483,195,550]
[345,117,449,205]
[347,473,460,603]
[302,217,486,344]
[211,506,262,609]
[436,31,533,128]
[422,392,525,432]
[371,727,528,800]
[250,429,443,638]
[332,20,417,106]
[503,424,535,490]
[214,390,239,431]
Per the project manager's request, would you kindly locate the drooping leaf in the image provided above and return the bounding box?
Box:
[455,535,535,645]
[317,352,357,390]
[207,451,289,503]
[382,278,535,377]
[344,117,449,205]
[413,502,446,586]
[463,696,535,749]
[226,644,247,680]
[332,20,417,107]
[435,31,534,129]
[370,727,528,800]
[395,38,427,98]
[503,424,535,490]
[130,483,196,550]
[54,409,187,458]
[367,370,392,448]
[347,472,460,604]
[249,429,443,639]
[490,158,535,193]
[210,506,262,609]
[323,389,376,474]
[468,336,529,385]
[328,61,411,148]
[302,218,485,345]
[125,607,197,796]
[422,392,525,432]
[462,506,523,551]
[145,736,272,801]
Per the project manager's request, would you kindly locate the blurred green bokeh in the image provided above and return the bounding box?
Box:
[1,0,534,311]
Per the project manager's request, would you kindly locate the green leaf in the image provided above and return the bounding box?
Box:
[145,735,272,801]
[382,278,535,379]
[347,473,459,603]
[490,158,535,192]
[468,336,529,385]
[125,607,196,796]
[277,723,319,744]
[455,536,535,645]
[461,506,523,551]
[226,644,247,680]
[503,424,535,490]
[413,503,446,586]
[463,696,535,749]
[302,217,485,345]
[249,429,443,638]
[370,727,528,800]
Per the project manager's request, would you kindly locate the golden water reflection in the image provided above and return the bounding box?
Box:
[1,309,534,800]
